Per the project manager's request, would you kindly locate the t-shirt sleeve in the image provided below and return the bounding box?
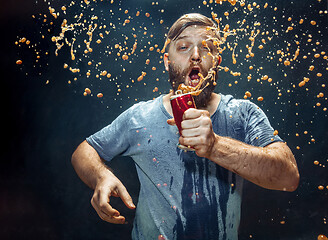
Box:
[244,101,283,147]
[86,108,131,162]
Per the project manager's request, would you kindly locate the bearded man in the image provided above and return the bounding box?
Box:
[71,13,299,240]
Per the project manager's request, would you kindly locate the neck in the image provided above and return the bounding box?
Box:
[163,92,221,117]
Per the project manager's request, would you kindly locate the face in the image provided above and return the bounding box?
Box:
[164,25,220,107]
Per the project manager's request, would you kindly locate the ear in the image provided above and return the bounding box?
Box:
[164,53,169,71]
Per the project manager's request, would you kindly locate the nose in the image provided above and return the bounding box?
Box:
[190,46,202,64]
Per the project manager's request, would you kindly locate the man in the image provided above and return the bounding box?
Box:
[71,13,299,240]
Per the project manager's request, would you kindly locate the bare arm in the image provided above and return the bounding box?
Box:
[206,137,299,191]
[71,140,135,224]
[170,108,300,192]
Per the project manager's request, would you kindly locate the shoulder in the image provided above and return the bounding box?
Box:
[123,96,163,127]
[218,94,269,127]
[219,94,256,115]
[128,96,162,115]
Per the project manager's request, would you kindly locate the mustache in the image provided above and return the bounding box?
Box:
[169,62,208,79]
[168,62,213,92]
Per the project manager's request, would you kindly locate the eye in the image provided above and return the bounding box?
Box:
[203,43,214,52]
[206,46,217,54]
[176,41,190,51]
[202,45,209,51]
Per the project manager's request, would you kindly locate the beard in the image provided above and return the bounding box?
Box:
[168,62,218,108]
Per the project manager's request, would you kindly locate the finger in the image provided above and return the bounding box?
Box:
[181,118,201,129]
[94,191,120,217]
[179,136,206,147]
[183,108,202,120]
[109,215,126,224]
[167,118,176,126]
[91,198,125,224]
[181,127,201,138]
[117,184,136,209]
[99,209,126,224]
[183,109,209,120]
[91,191,120,216]
[182,114,213,130]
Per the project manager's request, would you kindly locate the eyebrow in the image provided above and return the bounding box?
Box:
[174,35,190,42]
[175,35,212,44]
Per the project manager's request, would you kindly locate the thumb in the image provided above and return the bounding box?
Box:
[167,118,176,126]
[117,184,136,209]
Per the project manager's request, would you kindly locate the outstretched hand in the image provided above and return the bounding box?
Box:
[91,172,136,224]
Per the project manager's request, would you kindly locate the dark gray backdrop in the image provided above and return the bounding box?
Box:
[1,0,327,239]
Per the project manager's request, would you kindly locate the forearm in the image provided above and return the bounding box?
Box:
[208,135,299,191]
[71,140,113,189]
[72,140,135,224]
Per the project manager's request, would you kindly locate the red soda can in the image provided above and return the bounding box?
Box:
[170,93,196,151]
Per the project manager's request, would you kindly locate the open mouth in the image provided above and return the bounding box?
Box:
[188,67,201,87]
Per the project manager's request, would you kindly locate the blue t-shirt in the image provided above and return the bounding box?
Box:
[86,94,282,240]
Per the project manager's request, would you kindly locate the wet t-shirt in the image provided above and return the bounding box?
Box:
[86,94,283,240]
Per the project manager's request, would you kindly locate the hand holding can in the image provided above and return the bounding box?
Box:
[170,93,196,151]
